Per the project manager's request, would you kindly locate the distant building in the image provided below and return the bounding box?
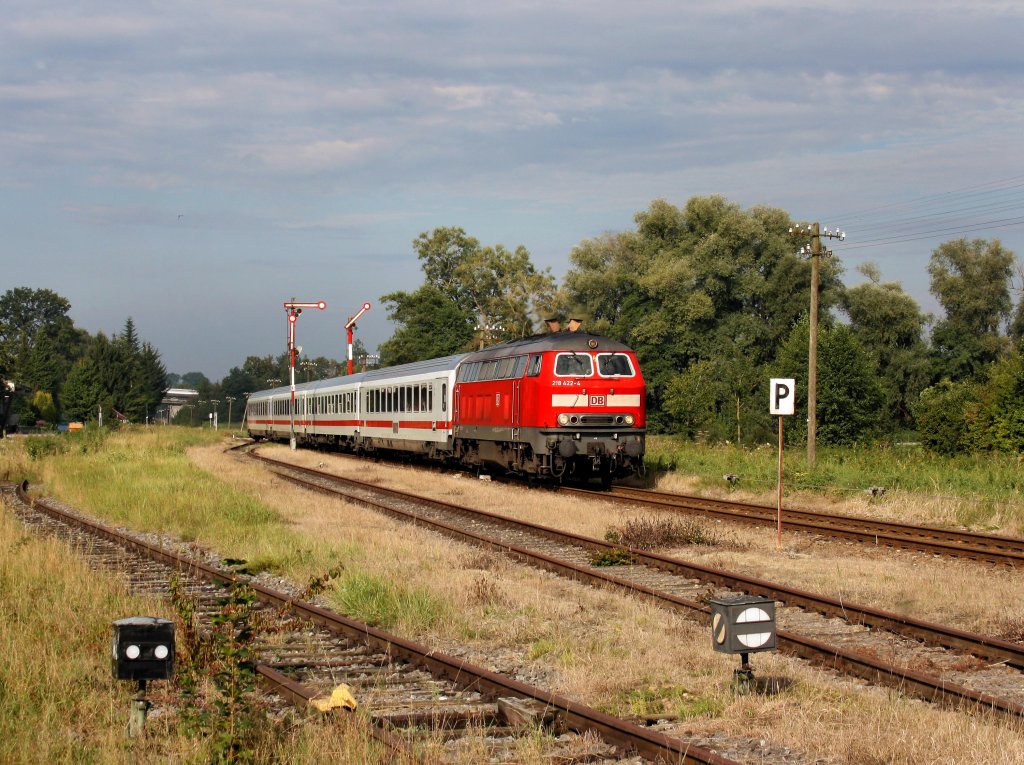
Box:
[160,388,200,422]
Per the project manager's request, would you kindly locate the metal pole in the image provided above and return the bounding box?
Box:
[344,302,371,375]
[777,415,784,550]
[808,223,820,470]
[289,312,297,451]
[128,679,150,738]
[347,326,354,375]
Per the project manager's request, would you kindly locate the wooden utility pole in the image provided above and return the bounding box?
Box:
[789,224,845,469]
[808,223,821,469]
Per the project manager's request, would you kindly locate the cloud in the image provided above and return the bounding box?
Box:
[1,0,1021,379]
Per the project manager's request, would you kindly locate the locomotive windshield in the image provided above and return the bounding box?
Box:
[597,353,635,377]
[554,353,593,376]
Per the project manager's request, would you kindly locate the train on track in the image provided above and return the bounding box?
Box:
[245,330,646,485]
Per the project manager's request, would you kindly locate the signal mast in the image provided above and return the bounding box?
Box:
[283,300,326,450]
[344,302,372,374]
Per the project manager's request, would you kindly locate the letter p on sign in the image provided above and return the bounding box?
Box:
[770,378,796,416]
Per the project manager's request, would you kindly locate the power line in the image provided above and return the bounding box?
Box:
[841,215,1024,251]
[823,174,1024,224]
[818,174,1024,252]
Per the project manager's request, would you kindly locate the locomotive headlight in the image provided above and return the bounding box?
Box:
[557,413,570,426]
[624,414,635,426]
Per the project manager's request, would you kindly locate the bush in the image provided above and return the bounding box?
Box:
[23,436,68,461]
[973,352,1024,452]
[606,516,719,550]
[914,380,979,455]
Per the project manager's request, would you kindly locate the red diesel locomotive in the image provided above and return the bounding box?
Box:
[245,330,646,483]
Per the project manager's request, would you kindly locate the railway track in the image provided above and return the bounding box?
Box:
[2,481,742,765]
[260,438,1024,568]
[565,485,1024,567]
[245,448,1024,721]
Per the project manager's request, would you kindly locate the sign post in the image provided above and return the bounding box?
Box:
[769,378,796,550]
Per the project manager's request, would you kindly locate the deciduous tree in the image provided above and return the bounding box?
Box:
[378,285,475,366]
[928,238,1014,379]
[842,263,931,428]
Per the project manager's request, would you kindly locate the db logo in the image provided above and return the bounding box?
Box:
[589,395,606,407]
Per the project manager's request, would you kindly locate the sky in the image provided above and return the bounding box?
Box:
[3,0,1023,380]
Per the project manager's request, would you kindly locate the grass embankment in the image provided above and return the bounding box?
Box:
[0,509,184,763]
[5,428,1024,763]
[7,427,449,637]
[646,435,1024,531]
[0,503,398,763]
[0,428,430,764]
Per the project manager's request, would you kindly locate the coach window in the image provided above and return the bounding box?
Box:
[527,355,542,377]
[555,352,593,377]
[441,383,447,412]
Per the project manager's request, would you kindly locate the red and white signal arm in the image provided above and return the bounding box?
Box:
[769,378,796,416]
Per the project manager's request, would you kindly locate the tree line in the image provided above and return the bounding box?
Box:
[0,288,167,428]
[3,194,1021,452]
[374,196,1023,454]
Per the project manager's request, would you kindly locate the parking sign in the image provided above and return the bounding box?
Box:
[770,378,795,416]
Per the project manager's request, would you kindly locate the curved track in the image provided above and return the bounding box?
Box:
[4,481,737,765]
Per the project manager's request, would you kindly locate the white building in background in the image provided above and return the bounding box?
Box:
[160,388,200,421]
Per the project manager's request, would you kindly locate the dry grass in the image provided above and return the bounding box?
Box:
[247,445,1024,763]
[7,431,1024,763]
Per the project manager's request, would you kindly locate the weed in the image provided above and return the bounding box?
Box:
[994,614,1024,642]
[605,516,719,551]
[23,436,68,461]
[609,685,724,721]
[528,638,558,660]
[334,571,448,632]
[591,548,633,566]
[170,578,274,762]
[468,574,508,608]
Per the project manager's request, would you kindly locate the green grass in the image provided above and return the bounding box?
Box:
[645,435,1024,509]
[27,427,298,558]
[602,684,725,721]
[0,509,199,763]
[334,571,450,633]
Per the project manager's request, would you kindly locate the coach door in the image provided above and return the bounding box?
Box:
[511,379,521,441]
[451,381,460,436]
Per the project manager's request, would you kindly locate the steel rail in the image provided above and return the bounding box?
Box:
[246,453,1024,719]
[253,665,414,758]
[575,485,1024,566]
[13,481,734,765]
